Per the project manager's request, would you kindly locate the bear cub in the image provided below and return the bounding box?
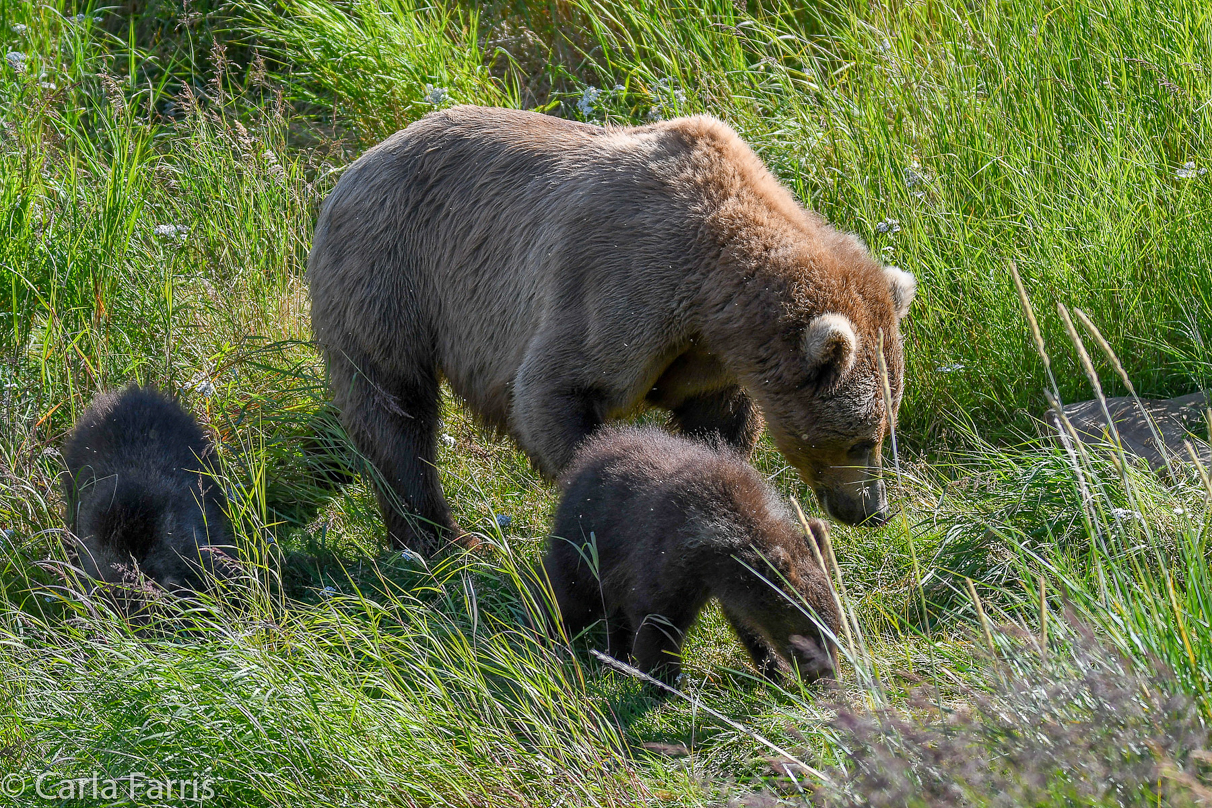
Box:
[542,425,842,685]
[63,385,236,600]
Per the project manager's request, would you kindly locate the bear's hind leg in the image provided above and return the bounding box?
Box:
[328,351,457,555]
[606,612,634,661]
[537,548,600,642]
[670,387,763,456]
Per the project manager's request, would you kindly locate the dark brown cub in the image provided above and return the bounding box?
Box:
[541,425,841,685]
[62,385,237,606]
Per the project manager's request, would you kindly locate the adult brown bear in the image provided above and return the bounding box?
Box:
[309,106,916,553]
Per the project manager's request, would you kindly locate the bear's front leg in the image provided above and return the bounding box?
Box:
[723,606,785,685]
[510,358,609,477]
[669,386,764,455]
[630,612,690,687]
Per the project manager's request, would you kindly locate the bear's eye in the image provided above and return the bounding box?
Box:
[848,440,875,458]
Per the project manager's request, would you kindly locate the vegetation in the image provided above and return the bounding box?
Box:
[1,0,1210,804]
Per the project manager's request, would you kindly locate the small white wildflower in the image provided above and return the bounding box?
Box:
[1176,161,1207,179]
[440,433,456,448]
[875,218,901,235]
[647,107,663,121]
[577,85,601,117]
[1174,506,1187,516]
[6,51,26,72]
[881,245,895,255]
[397,548,422,564]
[935,363,965,373]
[495,514,512,529]
[1111,507,1143,522]
[11,24,27,35]
[41,446,61,458]
[613,84,624,92]
[39,81,56,90]
[186,367,216,398]
[904,160,929,188]
[321,585,337,597]
[424,84,448,106]
[73,13,86,23]
[153,223,188,241]
[44,596,54,603]
[671,87,686,104]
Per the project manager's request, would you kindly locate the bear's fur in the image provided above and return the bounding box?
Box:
[540,425,841,685]
[309,105,916,553]
[62,385,236,601]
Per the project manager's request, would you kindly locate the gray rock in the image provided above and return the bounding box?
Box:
[1046,391,1211,471]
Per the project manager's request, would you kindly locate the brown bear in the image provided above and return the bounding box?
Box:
[539,424,842,685]
[62,385,237,604]
[308,105,916,553]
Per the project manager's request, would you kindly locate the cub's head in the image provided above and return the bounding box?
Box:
[749,517,842,682]
[72,477,233,597]
[755,238,917,527]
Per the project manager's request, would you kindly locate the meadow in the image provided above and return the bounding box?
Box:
[1,0,1211,804]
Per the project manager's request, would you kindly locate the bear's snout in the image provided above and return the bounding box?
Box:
[816,478,888,527]
[788,634,837,682]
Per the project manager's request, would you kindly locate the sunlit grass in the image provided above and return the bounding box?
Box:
[2,0,1211,804]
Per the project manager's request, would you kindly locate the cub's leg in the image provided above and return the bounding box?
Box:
[327,350,456,555]
[538,544,601,641]
[630,609,694,685]
[669,386,763,456]
[606,612,634,661]
[722,605,783,684]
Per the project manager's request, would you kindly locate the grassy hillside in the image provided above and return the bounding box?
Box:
[2,0,1211,805]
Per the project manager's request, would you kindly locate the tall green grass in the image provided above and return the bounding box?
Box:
[2,0,1212,804]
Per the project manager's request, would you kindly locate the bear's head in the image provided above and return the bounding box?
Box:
[748,239,916,527]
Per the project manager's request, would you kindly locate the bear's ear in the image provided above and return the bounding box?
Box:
[767,545,792,573]
[803,313,857,375]
[884,266,917,319]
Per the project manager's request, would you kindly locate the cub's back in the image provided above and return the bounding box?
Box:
[553,425,781,555]
[63,386,214,490]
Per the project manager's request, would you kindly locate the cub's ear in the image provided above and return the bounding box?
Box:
[803,517,830,549]
[766,545,792,572]
[803,313,857,375]
[884,266,917,319]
